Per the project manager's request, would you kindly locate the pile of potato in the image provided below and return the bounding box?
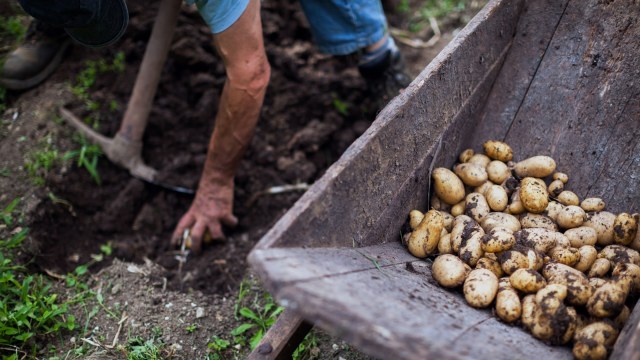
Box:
[402,140,639,360]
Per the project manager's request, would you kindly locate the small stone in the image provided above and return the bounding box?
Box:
[332,344,339,351]
[70,337,76,344]
[170,344,183,351]
[196,307,205,318]
[111,283,122,295]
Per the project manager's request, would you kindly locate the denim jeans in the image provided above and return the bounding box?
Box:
[189,0,387,55]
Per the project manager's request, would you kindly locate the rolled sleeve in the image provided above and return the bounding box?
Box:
[186,0,250,34]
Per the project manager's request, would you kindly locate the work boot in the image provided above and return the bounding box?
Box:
[358,36,412,111]
[0,21,70,90]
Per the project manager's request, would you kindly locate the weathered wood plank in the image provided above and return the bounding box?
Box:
[273,256,572,360]
[247,309,313,360]
[611,298,640,360]
[477,0,640,213]
[251,0,525,251]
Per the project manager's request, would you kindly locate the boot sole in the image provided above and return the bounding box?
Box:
[0,40,71,91]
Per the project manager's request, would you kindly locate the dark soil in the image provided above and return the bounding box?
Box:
[1,0,485,357]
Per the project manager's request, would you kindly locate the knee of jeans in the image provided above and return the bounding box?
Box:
[226,54,271,96]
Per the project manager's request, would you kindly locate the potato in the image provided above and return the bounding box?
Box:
[573,321,618,360]
[432,168,466,205]
[545,201,564,222]
[574,245,598,273]
[408,210,424,230]
[519,177,549,214]
[519,213,558,231]
[442,212,454,232]
[480,212,521,233]
[514,155,556,178]
[464,192,490,223]
[484,185,508,211]
[459,148,474,163]
[449,215,474,253]
[499,247,543,274]
[509,268,546,293]
[630,221,640,252]
[476,257,504,278]
[599,245,640,266]
[458,225,485,267]
[548,246,581,267]
[586,277,631,317]
[467,153,491,168]
[431,254,469,288]
[437,233,453,255]
[612,212,638,245]
[556,205,586,229]
[507,190,526,215]
[588,258,611,278]
[495,278,521,323]
[454,163,488,187]
[407,210,444,258]
[450,200,466,217]
[612,262,640,294]
[583,211,616,246]
[430,195,450,212]
[564,226,597,247]
[542,263,592,306]
[613,305,631,330]
[547,179,564,197]
[556,190,580,206]
[483,140,513,162]
[581,197,605,212]
[486,160,510,184]
[514,228,567,253]
[521,295,537,329]
[553,172,569,184]
[473,181,493,197]
[536,283,567,315]
[481,227,515,253]
[589,277,607,290]
[463,268,498,308]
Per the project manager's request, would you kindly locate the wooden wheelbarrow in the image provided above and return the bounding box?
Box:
[249,0,640,358]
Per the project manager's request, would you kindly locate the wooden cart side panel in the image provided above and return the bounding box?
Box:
[467,0,570,147]
[267,243,572,360]
[474,0,640,213]
[251,0,525,251]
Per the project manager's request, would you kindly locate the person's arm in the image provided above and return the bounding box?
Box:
[171,0,270,253]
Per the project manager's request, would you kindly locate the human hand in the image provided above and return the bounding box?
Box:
[171,177,238,254]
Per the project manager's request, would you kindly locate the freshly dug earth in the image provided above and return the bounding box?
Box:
[0,0,485,358]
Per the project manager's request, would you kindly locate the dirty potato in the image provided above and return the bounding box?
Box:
[483,140,513,162]
[556,205,586,229]
[519,177,549,214]
[545,201,564,222]
[450,200,466,217]
[612,212,638,245]
[548,246,581,267]
[514,155,556,178]
[583,211,616,246]
[588,258,611,278]
[486,160,510,184]
[565,226,597,247]
[599,245,640,266]
[499,247,543,274]
[464,192,490,223]
[432,168,466,205]
[458,225,485,267]
[556,191,580,206]
[481,227,515,253]
[507,190,526,215]
[547,179,564,197]
[510,268,546,293]
[407,210,444,258]
[463,268,499,308]
[519,213,558,231]
[474,181,493,197]
[495,277,521,323]
[449,215,474,253]
[484,185,508,212]
[480,212,521,233]
[581,197,605,212]
[467,153,491,168]
[514,228,568,254]
[586,277,631,318]
[431,254,470,288]
[574,245,598,273]
[553,172,569,184]
[459,148,474,163]
[542,263,592,306]
[454,163,488,187]
[430,195,451,212]
[408,210,424,230]
[476,257,504,278]
[437,233,453,255]
[573,321,618,360]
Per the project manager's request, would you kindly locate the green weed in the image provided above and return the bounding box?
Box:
[63,133,102,185]
[0,16,26,43]
[23,136,60,186]
[292,332,319,360]
[0,229,76,352]
[185,324,198,334]
[406,0,469,33]
[0,198,21,226]
[123,336,168,360]
[71,51,126,102]
[232,293,284,350]
[331,93,350,116]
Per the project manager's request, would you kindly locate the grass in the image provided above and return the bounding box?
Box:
[63,133,103,185]
[397,0,471,33]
